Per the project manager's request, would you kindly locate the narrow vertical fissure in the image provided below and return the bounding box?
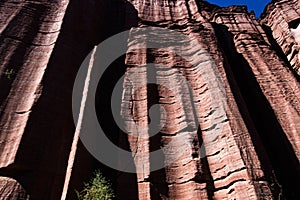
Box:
[197,128,215,200]
[188,83,215,199]
[147,57,169,200]
[94,53,140,200]
[95,55,130,198]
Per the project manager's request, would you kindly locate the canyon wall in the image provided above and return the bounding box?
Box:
[0,0,299,199]
[261,0,300,76]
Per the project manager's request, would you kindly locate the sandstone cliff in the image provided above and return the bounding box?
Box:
[0,0,299,200]
[261,0,300,76]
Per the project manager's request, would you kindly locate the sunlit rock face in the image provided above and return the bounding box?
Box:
[290,23,300,61]
[261,0,300,76]
[0,0,299,200]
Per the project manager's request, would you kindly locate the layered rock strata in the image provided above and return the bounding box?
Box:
[0,0,299,200]
[0,0,113,199]
[261,0,300,76]
[0,176,29,200]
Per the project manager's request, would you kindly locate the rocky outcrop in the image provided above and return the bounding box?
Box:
[0,0,72,199]
[121,1,275,199]
[0,0,70,167]
[0,0,113,199]
[0,0,299,200]
[210,5,300,199]
[260,0,300,76]
[0,177,29,200]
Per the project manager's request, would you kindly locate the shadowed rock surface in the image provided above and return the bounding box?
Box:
[0,176,29,200]
[0,0,299,199]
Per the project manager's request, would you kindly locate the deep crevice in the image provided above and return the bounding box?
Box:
[197,128,215,200]
[147,58,169,200]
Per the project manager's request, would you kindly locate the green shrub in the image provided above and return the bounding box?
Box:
[3,68,15,80]
[76,170,115,200]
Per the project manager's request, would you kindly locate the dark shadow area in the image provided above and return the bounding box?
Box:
[288,18,300,29]
[197,128,216,200]
[0,0,140,199]
[147,63,169,199]
[95,53,139,200]
[149,137,169,199]
[93,2,140,200]
[212,23,300,199]
[116,130,139,200]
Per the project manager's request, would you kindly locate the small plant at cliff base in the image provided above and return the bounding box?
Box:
[76,170,115,200]
[3,68,15,80]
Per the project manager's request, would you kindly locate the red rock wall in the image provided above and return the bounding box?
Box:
[0,0,73,199]
[0,0,69,169]
[261,0,300,76]
[0,0,299,200]
[211,6,300,199]
[123,1,269,200]
[0,176,29,200]
[0,0,115,199]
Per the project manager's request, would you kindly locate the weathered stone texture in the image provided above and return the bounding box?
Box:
[121,1,283,199]
[0,0,70,168]
[0,0,299,200]
[0,176,29,200]
[261,0,300,76]
[212,3,300,168]
[0,0,112,199]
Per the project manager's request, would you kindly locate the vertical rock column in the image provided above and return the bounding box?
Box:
[0,0,70,168]
[0,0,70,198]
[123,26,211,200]
[212,6,300,160]
[122,1,276,199]
[123,49,151,200]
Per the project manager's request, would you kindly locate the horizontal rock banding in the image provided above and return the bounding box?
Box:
[0,0,299,199]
